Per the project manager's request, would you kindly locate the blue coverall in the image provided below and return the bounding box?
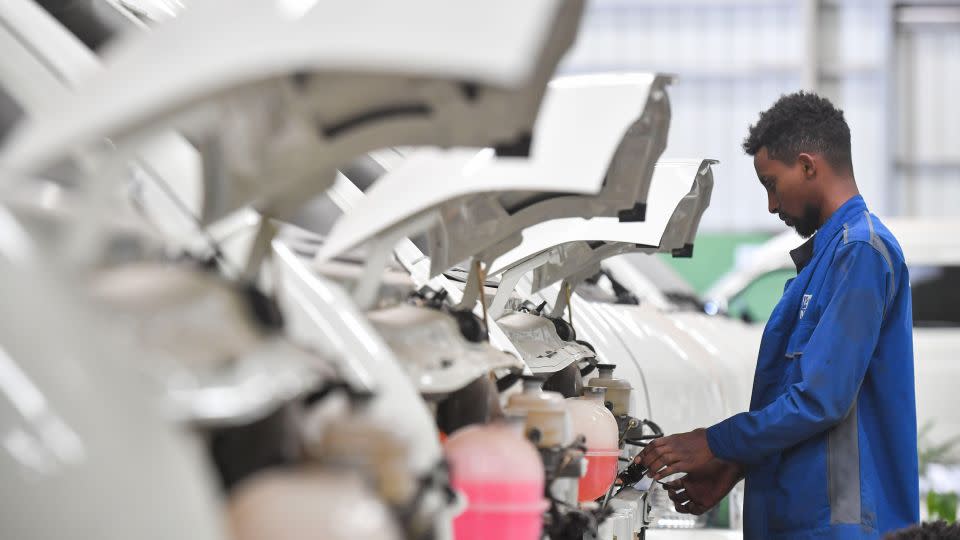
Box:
[707,196,919,539]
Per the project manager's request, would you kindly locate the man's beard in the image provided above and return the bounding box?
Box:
[784,205,821,238]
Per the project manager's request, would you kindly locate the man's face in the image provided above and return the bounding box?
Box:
[754,147,821,238]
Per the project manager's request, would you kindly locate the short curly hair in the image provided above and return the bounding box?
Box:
[884,520,960,540]
[742,91,853,174]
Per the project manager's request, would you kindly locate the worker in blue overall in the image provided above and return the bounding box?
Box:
[635,91,919,538]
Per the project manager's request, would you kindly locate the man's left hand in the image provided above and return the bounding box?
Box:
[636,428,714,481]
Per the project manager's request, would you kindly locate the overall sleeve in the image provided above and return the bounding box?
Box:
[706,241,891,465]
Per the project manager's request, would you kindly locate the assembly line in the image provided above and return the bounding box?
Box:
[0,1,952,539]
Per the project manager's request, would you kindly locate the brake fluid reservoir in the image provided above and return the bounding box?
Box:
[566,387,619,501]
[504,376,572,447]
[585,363,633,416]
[445,420,548,540]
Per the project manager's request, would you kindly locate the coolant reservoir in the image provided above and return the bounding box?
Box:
[305,419,415,505]
[445,420,548,540]
[566,387,620,501]
[504,376,572,447]
[228,467,402,540]
[585,363,633,416]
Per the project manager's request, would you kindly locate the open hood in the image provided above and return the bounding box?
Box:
[0,0,100,111]
[367,304,524,396]
[317,73,671,306]
[483,159,715,318]
[1,0,584,223]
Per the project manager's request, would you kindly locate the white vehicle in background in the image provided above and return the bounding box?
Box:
[592,252,761,417]
[706,220,960,462]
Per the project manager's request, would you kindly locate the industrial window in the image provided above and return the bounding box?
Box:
[910,265,960,327]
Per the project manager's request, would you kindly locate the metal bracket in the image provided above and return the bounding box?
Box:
[487,250,554,320]
[242,215,278,283]
[351,211,438,310]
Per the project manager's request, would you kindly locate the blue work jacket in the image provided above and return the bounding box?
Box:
[707,196,919,539]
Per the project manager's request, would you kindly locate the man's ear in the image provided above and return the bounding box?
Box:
[797,153,816,178]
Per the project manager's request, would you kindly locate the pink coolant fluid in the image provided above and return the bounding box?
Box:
[567,388,620,501]
[579,450,620,501]
[445,421,547,540]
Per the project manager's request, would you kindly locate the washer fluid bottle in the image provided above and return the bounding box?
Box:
[445,419,548,540]
[585,363,633,416]
[566,387,620,501]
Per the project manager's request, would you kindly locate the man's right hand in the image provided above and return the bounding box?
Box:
[663,458,743,515]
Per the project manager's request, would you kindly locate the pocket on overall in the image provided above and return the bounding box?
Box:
[775,321,814,390]
[783,320,816,362]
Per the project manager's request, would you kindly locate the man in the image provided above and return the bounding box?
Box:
[636,92,919,538]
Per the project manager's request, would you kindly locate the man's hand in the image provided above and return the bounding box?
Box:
[636,428,713,481]
[663,458,743,515]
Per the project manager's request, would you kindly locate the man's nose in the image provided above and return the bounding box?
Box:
[767,192,779,214]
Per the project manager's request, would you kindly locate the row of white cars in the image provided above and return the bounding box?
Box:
[9,0,949,539]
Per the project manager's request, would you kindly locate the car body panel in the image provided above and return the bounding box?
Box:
[486,159,715,296]
[2,0,585,225]
[317,73,672,277]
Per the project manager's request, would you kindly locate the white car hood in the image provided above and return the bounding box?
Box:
[488,159,715,294]
[317,73,672,277]
[1,0,584,223]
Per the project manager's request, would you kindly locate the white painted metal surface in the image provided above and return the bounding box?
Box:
[0,0,209,248]
[587,257,758,418]
[487,159,715,294]
[367,304,523,395]
[271,243,444,474]
[317,73,671,278]
[600,255,681,311]
[0,265,226,540]
[89,263,330,428]
[1,0,584,225]
[0,0,98,105]
[540,288,731,431]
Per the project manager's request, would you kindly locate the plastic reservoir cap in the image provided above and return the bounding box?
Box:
[584,366,632,416]
[588,365,632,389]
[596,364,617,377]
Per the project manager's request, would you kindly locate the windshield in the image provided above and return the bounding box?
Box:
[729,264,960,327]
[911,265,960,327]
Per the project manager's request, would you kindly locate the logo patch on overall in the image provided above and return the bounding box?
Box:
[799,294,813,319]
